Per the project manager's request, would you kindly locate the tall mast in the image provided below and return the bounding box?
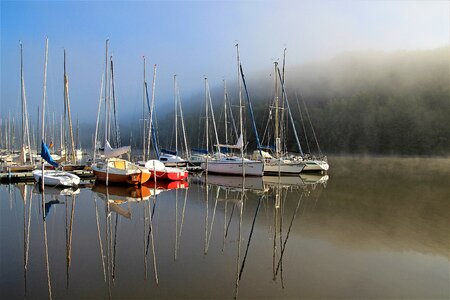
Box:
[174,75,178,156]
[236,44,244,160]
[146,65,158,159]
[41,38,49,189]
[280,48,287,154]
[104,39,109,146]
[93,75,104,163]
[20,42,33,164]
[274,62,280,158]
[142,56,146,161]
[110,56,120,147]
[206,79,220,150]
[223,80,228,145]
[41,38,48,146]
[20,42,25,149]
[64,49,76,162]
[177,84,189,159]
[204,78,209,155]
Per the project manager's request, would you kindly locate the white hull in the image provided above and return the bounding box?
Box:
[303,159,329,172]
[263,160,305,175]
[32,170,80,187]
[202,157,264,176]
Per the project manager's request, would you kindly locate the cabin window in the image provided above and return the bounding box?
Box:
[113,160,126,169]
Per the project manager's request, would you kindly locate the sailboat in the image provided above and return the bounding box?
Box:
[32,38,80,187]
[278,49,329,173]
[136,60,187,181]
[91,40,150,186]
[3,42,35,173]
[256,60,305,175]
[201,45,263,176]
[159,75,189,167]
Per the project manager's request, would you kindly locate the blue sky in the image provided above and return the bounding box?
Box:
[1,0,449,122]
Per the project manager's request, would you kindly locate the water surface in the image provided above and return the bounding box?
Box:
[1,156,448,299]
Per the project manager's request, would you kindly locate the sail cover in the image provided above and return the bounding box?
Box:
[41,140,59,168]
[104,140,131,158]
[216,134,243,149]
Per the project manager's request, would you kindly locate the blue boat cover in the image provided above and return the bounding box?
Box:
[191,148,208,154]
[41,140,59,168]
[161,149,177,156]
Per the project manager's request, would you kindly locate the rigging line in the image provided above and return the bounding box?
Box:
[240,63,262,155]
[294,92,311,154]
[110,58,121,147]
[177,87,190,158]
[277,67,304,156]
[224,82,239,142]
[299,91,323,157]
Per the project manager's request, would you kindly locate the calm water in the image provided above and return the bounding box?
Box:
[1,156,448,299]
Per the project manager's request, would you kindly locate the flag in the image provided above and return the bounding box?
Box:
[41,140,59,168]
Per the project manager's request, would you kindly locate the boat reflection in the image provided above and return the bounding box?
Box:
[198,174,266,192]
[300,173,329,187]
[194,173,312,297]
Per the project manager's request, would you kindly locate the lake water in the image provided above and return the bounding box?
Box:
[1,156,448,299]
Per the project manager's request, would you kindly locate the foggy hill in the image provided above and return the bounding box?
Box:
[92,47,450,156]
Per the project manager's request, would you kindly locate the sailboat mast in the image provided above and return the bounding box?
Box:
[280,48,287,154]
[274,62,280,158]
[41,38,49,188]
[204,78,209,155]
[20,42,33,164]
[64,49,76,162]
[223,80,228,145]
[93,75,104,163]
[104,39,109,147]
[146,64,158,159]
[236,44,244,160]
[20,42,25,148]
[177,86,189,159]
[277,66,304,157]
[142,56,146,161]
[174,75,178,157]
[206,79,220,150]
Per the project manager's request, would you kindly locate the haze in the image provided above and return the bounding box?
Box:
[1,0,448,123]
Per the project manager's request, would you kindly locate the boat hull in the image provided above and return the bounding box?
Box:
[202,160,264,176]
[263,160,305,175]
[32,170,80,187]
[150,169,188,181]
[93,169,150,185]
[302,160,329,172]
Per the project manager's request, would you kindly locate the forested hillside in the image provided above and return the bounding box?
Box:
[171,47,449,156]
[112,47,449,156]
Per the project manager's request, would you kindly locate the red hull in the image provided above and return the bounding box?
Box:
[149,169,188,181]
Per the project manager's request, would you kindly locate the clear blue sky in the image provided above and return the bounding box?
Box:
[1,0,448,122]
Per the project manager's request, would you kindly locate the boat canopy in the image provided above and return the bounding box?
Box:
[216,134,243,149]
[104,140,131,158]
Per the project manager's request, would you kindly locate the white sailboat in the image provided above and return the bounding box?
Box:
[202,45,263,177]
[33,38,80,187]
[91,40,150,186]
[279,49,329,173]
[256,60,305,175]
